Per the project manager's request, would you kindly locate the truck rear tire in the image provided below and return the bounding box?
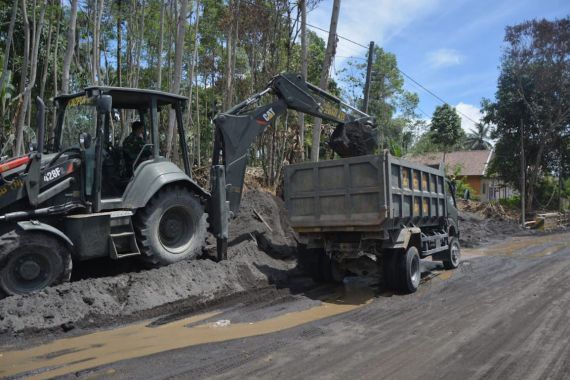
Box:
[442,237,461,270]
[393,246,421,294]
[312,250,344,284]
[135,186,207,266]
[0,230,72,295]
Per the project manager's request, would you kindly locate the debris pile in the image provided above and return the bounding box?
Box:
[458,199,519,221]
[0,189,298,337]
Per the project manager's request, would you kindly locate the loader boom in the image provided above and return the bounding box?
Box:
[209,73,373,260]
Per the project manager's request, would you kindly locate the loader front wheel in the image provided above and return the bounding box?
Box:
[0,230,72,296]
[136,186,207,266]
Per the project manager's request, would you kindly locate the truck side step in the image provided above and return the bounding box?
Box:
[109,213,141,259]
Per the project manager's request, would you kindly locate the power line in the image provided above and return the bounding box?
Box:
[306,23,368,50]
[305,23,481,126]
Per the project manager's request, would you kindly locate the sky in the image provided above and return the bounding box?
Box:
[307,0,570,133]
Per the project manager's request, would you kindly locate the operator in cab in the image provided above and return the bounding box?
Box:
[123,121,146,174]
[123,120,148,177]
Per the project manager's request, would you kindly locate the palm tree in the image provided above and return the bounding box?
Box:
[466,123,492,150]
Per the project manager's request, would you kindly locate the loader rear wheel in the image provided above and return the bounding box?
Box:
[136,186,207,266]
[0,230,72,296]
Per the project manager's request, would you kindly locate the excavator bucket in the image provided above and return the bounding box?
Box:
[329,119,378,157]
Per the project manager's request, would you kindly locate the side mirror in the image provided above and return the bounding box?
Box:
[79,133,92,150]
[96,94,112,114]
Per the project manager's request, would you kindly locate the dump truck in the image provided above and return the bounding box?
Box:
[284,152,461,293]
[0,73,371,295]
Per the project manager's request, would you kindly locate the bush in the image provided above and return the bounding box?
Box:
[499,195,521,209]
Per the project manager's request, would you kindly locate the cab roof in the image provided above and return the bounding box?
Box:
[55,86,187,109]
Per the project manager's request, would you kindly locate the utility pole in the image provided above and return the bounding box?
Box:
[299,0,307,161]
[520,119,525,227]
[311,0,341,162]
[363,41,374,113]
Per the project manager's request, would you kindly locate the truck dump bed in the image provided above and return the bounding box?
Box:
[283,152,448,233]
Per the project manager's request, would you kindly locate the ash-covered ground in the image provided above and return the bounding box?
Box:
[0,188,534,340]
[0,189,299,338]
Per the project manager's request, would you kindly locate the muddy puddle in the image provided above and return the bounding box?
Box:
[1,286,373,379]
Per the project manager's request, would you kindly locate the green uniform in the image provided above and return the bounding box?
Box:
[123,133,145,163]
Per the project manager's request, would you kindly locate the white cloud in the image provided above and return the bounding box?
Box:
[427,48,464,68]
[455,102,483,133]
[307,0,440,64]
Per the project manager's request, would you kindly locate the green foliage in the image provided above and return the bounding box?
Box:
[338,46,422,156]
[465,123,492,150]
[429,104,464,155]
[484,17,570,210]
[498,195,521,209]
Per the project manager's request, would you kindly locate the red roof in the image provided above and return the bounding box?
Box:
[406,150,493,176]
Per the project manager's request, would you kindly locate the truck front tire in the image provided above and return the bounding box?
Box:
[0,230,72,295]
[442,237,461,269]
[135,186,207,266]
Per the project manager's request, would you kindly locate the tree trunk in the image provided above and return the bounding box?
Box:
[133,0,145,88]
[166,0,188,158]
[117,0,122,86]
[298,0,307,161]
[186,0,200,161]
[0,0,18,93]
[311,0,340,162]
[15,0,46,156]
[93,0,105,85]
[51,5,61,140]
[39,16,53,100]
[157,1,165,89]
[224,0,234,109]
[61,0,78,93]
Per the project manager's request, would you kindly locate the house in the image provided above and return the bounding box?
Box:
[406,150,515,201]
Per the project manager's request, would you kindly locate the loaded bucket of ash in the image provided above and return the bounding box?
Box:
[329,119,378,157]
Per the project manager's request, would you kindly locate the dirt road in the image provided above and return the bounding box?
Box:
[2,231,570,379]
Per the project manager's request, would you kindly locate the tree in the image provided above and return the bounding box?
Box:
[311,0,339,162]
[484,17,570,210]
[429,104,464,162]
[61,0,78,93]
[166,0,188,158]
[465,123,492,150]
[339,47,421,156]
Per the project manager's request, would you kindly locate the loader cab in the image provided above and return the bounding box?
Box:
[53,87,192,212]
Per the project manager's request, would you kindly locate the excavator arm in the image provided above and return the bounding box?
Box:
[209,73,372,260]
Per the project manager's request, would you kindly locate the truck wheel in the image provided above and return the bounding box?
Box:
[0,230,72,296]
[394,246,421,294]
[317,252,345,284]
[136,186,207,266]
[442,237,461,270]
[382,250,398,291]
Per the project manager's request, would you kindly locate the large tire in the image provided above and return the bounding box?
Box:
[442,237,461,270]
[382,250,399,291]
[316,251,345,284]
[0,230,72,296]
[393,246,421,294]
[135,186,207,266]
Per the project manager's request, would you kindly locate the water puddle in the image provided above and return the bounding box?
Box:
[1,287,373,379]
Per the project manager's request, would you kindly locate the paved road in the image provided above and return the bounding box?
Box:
[4,232,570,379]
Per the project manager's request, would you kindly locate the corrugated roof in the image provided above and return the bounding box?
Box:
[406,150,493,176]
